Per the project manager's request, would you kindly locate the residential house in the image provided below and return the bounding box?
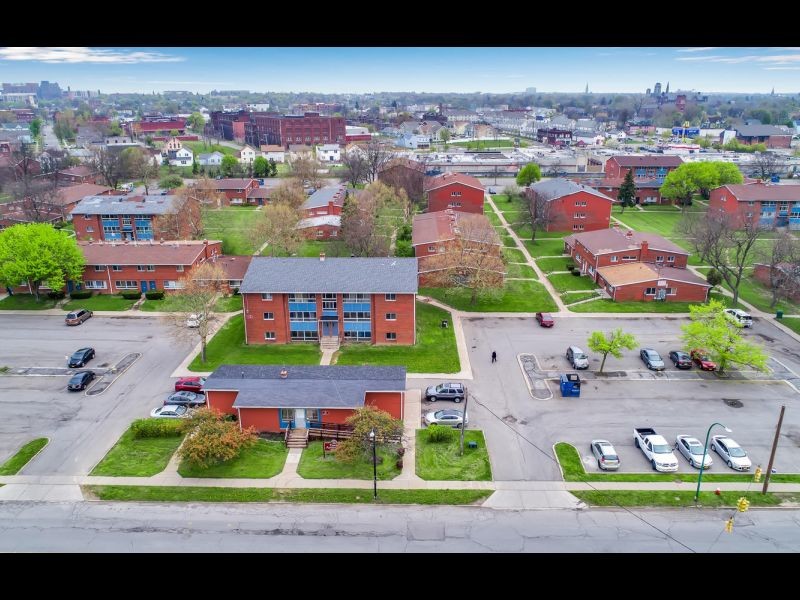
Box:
[57,166,97,185]
[167,147,193,167]
[526,179,613,233]
[398,133,431,149]
[594,261,710,302]
[297,185,346,239]
[537,128,573,146]
[734,124,792,149]
[211,254,254,291]
[198,151,224,167]
[238,145,257,165]
[203,365,406,434]
[163,137,183,153]
[378,158,426,202]
[601,155,684,204]
[752,262,800,302]
[424,172,485,214]
[287,145,314,161]
[316,144,341,163]
[71,194,196,241]
[239,256,418,345]
[708,181,800,229]
[211,178,259,206]
[260,145,286,163]
[245,186,272,206]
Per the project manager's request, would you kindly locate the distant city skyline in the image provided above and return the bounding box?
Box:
[1,47,799,95]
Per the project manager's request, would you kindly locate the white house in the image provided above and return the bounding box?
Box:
[168,147,193,167]
[260,145,285,163]
[397,133,431,150]
[316,144,341,163]
[164,137,183,152]
[198,151,224,167]
[238,145,257,164]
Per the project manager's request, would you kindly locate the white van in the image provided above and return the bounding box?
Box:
[723,308,753,328]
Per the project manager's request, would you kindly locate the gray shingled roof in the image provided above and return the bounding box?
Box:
[735,124,790,137]
[529,178,613,202]
[71,195,179,215]
[240,257,419,294]
[302,185,346,210]
[205,365,406,409]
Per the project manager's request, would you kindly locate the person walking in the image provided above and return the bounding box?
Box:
[491,351,497,363]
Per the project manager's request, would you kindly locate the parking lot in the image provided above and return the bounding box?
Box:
[0,314,195,475]
[415,315,800,481]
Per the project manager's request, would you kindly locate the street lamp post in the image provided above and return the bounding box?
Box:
[369,428,377,500]
[695,422,732,501]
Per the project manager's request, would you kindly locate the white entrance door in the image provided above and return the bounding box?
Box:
[294,409,306,429]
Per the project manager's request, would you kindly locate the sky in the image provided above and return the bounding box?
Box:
[1,47,799,95]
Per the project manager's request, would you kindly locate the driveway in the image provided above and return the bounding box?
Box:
[0,314,195,475]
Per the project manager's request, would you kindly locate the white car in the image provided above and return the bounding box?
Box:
[590,439,620,471]
[150,405,191,419]
[423,409,468,428]
[675,434,713,469]
[711,435,752,471]
[186,314,202,328]
[723,308,753,328]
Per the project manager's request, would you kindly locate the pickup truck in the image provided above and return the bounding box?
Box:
[633,427,679,472]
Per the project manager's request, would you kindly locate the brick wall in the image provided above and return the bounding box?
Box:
[596,275,709,302]
[427,183,484,214]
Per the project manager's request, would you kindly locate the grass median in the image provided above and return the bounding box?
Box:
[63,295,138,312]
[421,280,557,313]
[0,438,48,475]
[91,426,184,477]
[178,439,288,479]
[573,490,798,507]
[297,441,401,480]
[415,430,492,481]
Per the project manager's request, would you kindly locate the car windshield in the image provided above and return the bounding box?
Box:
[575,352,587,360]
[729,447,747,457]
[652,444,672,453]
[435,384,446,391]
[689,444,705,455]
[66,313,77,319]
[647,351,660,359]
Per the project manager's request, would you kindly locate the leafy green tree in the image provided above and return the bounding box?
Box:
[681,299,768,375]
[0,223,85,301]
[334,406,404,464]
[618,169,636,213]
[178,407,257,469]
[516,162,542,187]
[661,162,744,205]
[252,155,269,178]
[268,158,278,177]
[192,159,199,175]
[187,112,205,131]
[587,328,638,374]
[107,121,123,137]
[706,268,723,290]
[29,118,42,138]
[159,174,183,190]
[439,128,451,144]
[220,154,239,177]
[169,129,179,138]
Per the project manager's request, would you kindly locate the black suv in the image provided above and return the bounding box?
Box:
[425,382,465,403]
[68,347,95,368]
[68,370,95,391]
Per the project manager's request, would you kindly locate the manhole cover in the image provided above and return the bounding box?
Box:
[723,398,743,408]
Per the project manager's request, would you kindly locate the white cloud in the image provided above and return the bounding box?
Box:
[677,51,800,65]
[677,47,719,53]
[677,55,726,62]
[0,47,184,64]
[764,66,800,70]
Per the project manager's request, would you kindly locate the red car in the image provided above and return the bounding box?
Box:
[690,349,716,371]
[174,376,206,393]
[536,312,554,327]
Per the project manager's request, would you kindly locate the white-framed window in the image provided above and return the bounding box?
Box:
[83,214,91,220]
[385,332,397,341]
[264,331,276,341]
[112,265,122,271]
[93,265,104,272]
[331,230,338,237]
[163,281,184,289]
[720,196,726,202]
[115,280,138,289]
[656,255,664,263]
[667,256,675,263]
[316,230,324,237]
[385,313,397,321]
[147,265,155,272]
[448,202,462,208]
[450,191,462,197]
[137,265,146,272]
[176,265,184,272]
[427,245,436,252]
[385,293,396,301]
[667,287,677,296]
[84,280,107,289]
[645,287,656,295]
[263,312,274,320]
[261,293,273,301]
[86,226,94,232]
[572,224,584,231]
[610,256,618,263]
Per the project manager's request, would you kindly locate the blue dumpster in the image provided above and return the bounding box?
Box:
[559,373,581,397]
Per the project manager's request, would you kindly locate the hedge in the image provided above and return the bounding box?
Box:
[48,290,67,300]
[121,291,143,300]
[145,291,165,300]
[130,418,186,439]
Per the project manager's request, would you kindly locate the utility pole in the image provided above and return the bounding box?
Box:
[762,405,785,494]
[459,388,469,455]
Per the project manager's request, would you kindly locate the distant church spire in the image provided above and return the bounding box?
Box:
[771,87,775,95]
[665,82,670,94]
[585,83,589,94]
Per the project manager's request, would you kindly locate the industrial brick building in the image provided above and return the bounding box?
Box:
[244,112,346,149]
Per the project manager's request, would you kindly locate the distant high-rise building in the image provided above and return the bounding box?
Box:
[38,80,62,99]
[665,82,670,94]
[654,82,662,96]
[585,83,589,94]
[646,88,652,96]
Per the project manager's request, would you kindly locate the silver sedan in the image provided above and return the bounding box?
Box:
[675,435,713,469]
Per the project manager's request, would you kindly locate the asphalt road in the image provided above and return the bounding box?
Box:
[0,314,196,475]
[1,501,798,552]
[41,123,61,151]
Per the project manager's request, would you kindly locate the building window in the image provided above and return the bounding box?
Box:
[137,265,146,272]
[261,293,273,301]
[427,245,436,252]
[93,265,104,272]
[572,224,584,231]
[112,265,122,271]
[386,332,397,341]
[610,256,618,263]
[645,287,656,295]
[280,408,293,422]
[448,202,462,208]
[264,332,276,341]
[450,191,462,197]
[656,255,664,263]
[322,293,337,310]
[147,265,155,272]
[86,226,94,233]
[84,280,107,289]
[289,311,317,321]
[163,281,184,289]
[316,230,324,237]
[667,256,675,263]
[385,293,396,301]
[83,214,91,220]
[290,330,318,341]
[385,313,397,321]
[176,265,184,272]
[115,280,138,289]
[263,312,274,320]
[720,196,726,202]
[667,288,677,296]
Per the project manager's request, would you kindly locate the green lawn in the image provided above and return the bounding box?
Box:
[188,314,321,371]
[522,238,567,258]
[779,317,800,334]
[630,204,681,212]
[213,295,243,312]
[562,291,600,305]
[569,292,732,313]
[63,294,137,312]
[451,139,515,148]
[493,194,528,215]
[501,234,516,247]
[336,301,460,373]
[139,294,190,312]
[91,427,184,477]
[0,438,48,475]
[0,295,58,310]
[484,210,502,226]
[505,262,537,279]
[502,247,526,262]
[415,430,492,481]
[573,490,795,508]
[421,279,557,312]
[612,211,682,236]
[178,439,288,478]
[86,485,492,505]
[203,208,259,255]
[536,256,574,273]
[264,240,349,258]
[183,142,238,157]
[721,274,800,315]
[297,441,401,480]
[547,273,599,293]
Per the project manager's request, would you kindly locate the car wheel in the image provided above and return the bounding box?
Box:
[651,459,657,471]
[453,396,462,403]
[634,438,640,448]
[710,444,716,452]
[456,423,463,429]
[727,460,733,469]
[597,459,602,470]
[429,396,437,402]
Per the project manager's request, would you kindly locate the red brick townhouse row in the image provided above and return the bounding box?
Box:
[598,155,684,205]
[526,178,612,233]
[239,255,418,345]
[411,210,503,286]
[204,365,406,434]
[297,185,346,239]
[708,181,800,229]
[424,172,485,214]
[753,262,800,302]
[595,262,710,303]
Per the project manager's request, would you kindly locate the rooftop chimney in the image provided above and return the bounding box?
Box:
[625,230,633,239]
[640,240,649,253]
[280,368,288,379]
[319,252,326,261]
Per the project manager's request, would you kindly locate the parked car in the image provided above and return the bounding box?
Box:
[174,376,206,393]
[423,409,468,428]
[536,312,554,327]
[150,405,191,419]
[67,370,95,391]
[634,427,679,472]
[711,435,752,471]
[164,391,206,407]
[67,347,95,368]
[724,308,753,328]
[566,346,589,369]
[690,349,717,371]
[590,439,620,470]
[639,348,665,371]
[425,382,465,402]
[65,309,93,326]
[186,314,203,328]
[675,434,713,469]
[488,189,497,195]
[668,350,693,369]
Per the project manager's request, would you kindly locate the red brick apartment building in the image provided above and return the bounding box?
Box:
[71,194,195,241]
[297,185,346,239]
[129,118,187,138]
[57,166,97,185]
[76,239,223,294]
[526,179,612,233]
[244,112,346,148]
[536,128,572,146]
[211,178,260,205]
[424,172,485,214]
[239,256,418,345]
[708,181,800,229]
[600,155,684,204]
[203,365,406,434]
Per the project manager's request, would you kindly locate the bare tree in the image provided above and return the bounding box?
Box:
[753,151,781,180]
[340,188,390,256]
[341,152,369,188]
[364,140,395,182]
[121,147,159,194]
[378,158,425,206]
[20,179,61,222]
[249,203,303,256]
[680,211,764,305]
[91,147,124,190]
[525,188,561,241]
[422,215,505,305]
[289,156,322,189]
[757,231,800,307]
[270,179,306,209]
[187,176,226,208]
[164,190,204,239]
